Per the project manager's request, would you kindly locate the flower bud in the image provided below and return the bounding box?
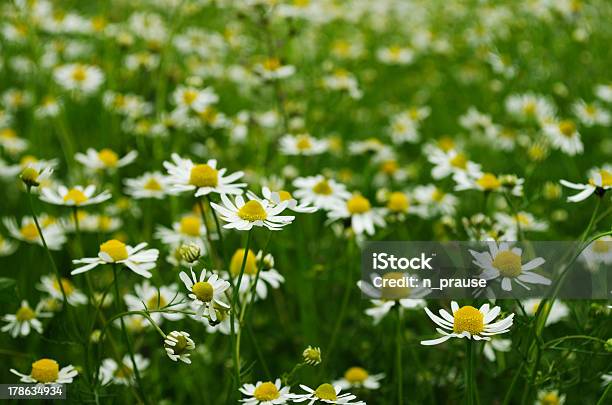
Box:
[179,243,201,263]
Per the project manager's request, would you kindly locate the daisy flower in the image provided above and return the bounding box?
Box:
[3,216,66,250]
[279,133,328,156]
[239,378,291,405]
[543,120,583,155]
[40,184,111,207]
[560,166,611,202]
[321,69,362,99]
[535,389,565,405]
[521,299,569,326]
[580,236,612,268]
[505,93,555,123]
[155,215,207,253]
[334,367,384,391]
[211,194,294,231]
[124,171,174,199]
[179,268,230,321]
[424,145,481,180]
[412,185,458,217]
[172,85,218,113]
[454,172,524,196]
[249,187,317,214]
[572,100,611,127]
[124,281,184,324]
[327,194,386,236]
[494,212,547,240]
[420,301,515,345]
[0,234,18,256]
[293,175,351,211]
[376,45,414,65]
[0,156,56,182]
[594,83,612,103]
[53,63,104,94]
[290,383,364,404]
[0,127,28,155]
[229,249,284,300]
[163,153,246,196]
[75,148,138,171]
[164,330,195,364]
[470,242,550,291]
[72,239,159,278]
[389,112,420,144]
[254,57,295,80]
[99,354,150,386]
[483,338,511,362]
[2,300,51,337]
[37,275,88,306]
[11,358,77,384]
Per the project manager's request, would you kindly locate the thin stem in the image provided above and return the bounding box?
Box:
[396,305,404,405]
[206,195,225,256]
[596,381,611,405]
[197,197,221,268]
[465,340,474,405]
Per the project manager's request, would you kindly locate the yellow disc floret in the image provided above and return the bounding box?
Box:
[189,164,218,188]
[450,153,468,169]
[453,306,484,335]
[30,359,59,383]
[387,192,409,212]
[99,239,128,261]
[20,223,39,240]
[237,200,267,222]
[253,382,280,401]
[63,188,88,205]
[277,190,293,201]
[180,216,201,237]
[230,249,258,276]
[314,383,337,401]
[558,120,576,138]
[144,178,162,191]
[98,149,119,167]
[192,281,213,302]
[16,305,35,321]
[492,250,522,278]
[53,278,75,296]
[344,367,369,384]
[347,195,371,214]
[312,180,333,195]
[476,173,501,191]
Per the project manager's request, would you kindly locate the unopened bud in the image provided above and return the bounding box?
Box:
[179,243,201,263]
[20,167,40,187]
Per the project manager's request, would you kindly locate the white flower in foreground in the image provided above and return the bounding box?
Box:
[470,242,549,291]
[250,187,317,214]
[179,268,230,321]
[334,367,385,391]
[290,383,364,404]
[37,275,88,306]
[40,184,111,207]
[211,194,294,231]
[279,133,328,156]
[124,171,174,199]
[560,167,611,202]
[521,299,569,326]
[54,63,104,94]
[327,194,386,236]
[483,338,511,362]
[99,354,149,385]
[164,330,195,364]
[543,120,583,155]
[293,175,351,211]
[11,358,77,384]
[420,301,514,345]
[239,378,291,405]
[3,216,66,250]
[75,148,138,171]
[72,239,159,278]
[163,153,246,196]
[535,389,565,405]
[2,300,51,337]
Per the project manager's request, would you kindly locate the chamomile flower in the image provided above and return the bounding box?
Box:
[293,175,351,210]
[72,239,159,278]
[424,145,482,180]
[229,249,284,300]
[163,153,246,196]
[211,194,294,231]
[412,185,457,217]
[239,378,291,405]
[560,166,611,202]
[376,45,414,65]
[470,242,550,291]
[99,354,150,385]
[483,338,512,362]
[505,93,555,123]
[179,268,230,321]
[279,133,328,156]
[2,300,51,337]
[327,194,386,236]
[124,171,174,199]
[321,69,362,99]
[494,212,547,240]
[543,120,583,155]
[521,299,569,326]
[53,63,104,94]
[254,57,295,80]
[334,367,385,390]
[37,275,87,306]
[572,100,611,126]
[290,383,364,404]
[594,83,612,103]
[535,389,565,405]
[172,86,218,113]
[0,156,56,181]
[40,184,111,207]
[164,330,195,364]
[0,235,17,256]
[0,128,28,155]
[3,216,66,250]
[124,281,184,324]
[11,358,77,384]
[155,215,207,253]
[454,172,523,196]
[420,301,515,345]
[580,236,612,268]
[303,346,322,365]
[75,148,138,171]
[250,187,317,214]
[389,112,420,144]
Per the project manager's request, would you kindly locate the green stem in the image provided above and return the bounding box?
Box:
[396,305,404,405]
[465,340,474,405]
[596,381,611,405]
[206,195,225,256]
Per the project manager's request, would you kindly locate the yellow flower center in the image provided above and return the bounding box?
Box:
[237,200,267,222]
[453,306,484,335]
[312,180,333,195]
[71,66,87,82]
[588,170,612,187]
[20,155,38,165]
[296,135,312,151]
[16,305,35,321]
[63,188,88,205]
[98,215,113,231]
[144,178,162,191]
[438,137,455,151]
[344,367,369,384]
[99,239,128,261]
[516,213,531,225]
[450,153,468,169]
[476,173,501,191]
[558,120,576,138]
[263,57,281,71]
[592,240,610,254]
[189,164,218,188]
[540,392,560,405]
[381,272,411,299]
[20,223,39,240]
[30,359,59,383]
[278,190,293,201]
[314,383,337,401]
[192,281,214,302]
[114,364,133,379]
[387,192,409,213]
[492,250,522,278]
[53,278,75,296]
[230,249,258,276]
[388,45,403,59]
[432,188,445,202]
[381,160,398,174]
[523,101,536,116]
[347,195,371,214]
[182,90,198,106]
[253,382,280,401]
[98,149,119,167]
[146,293,167,310]
[180,216,201,237]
